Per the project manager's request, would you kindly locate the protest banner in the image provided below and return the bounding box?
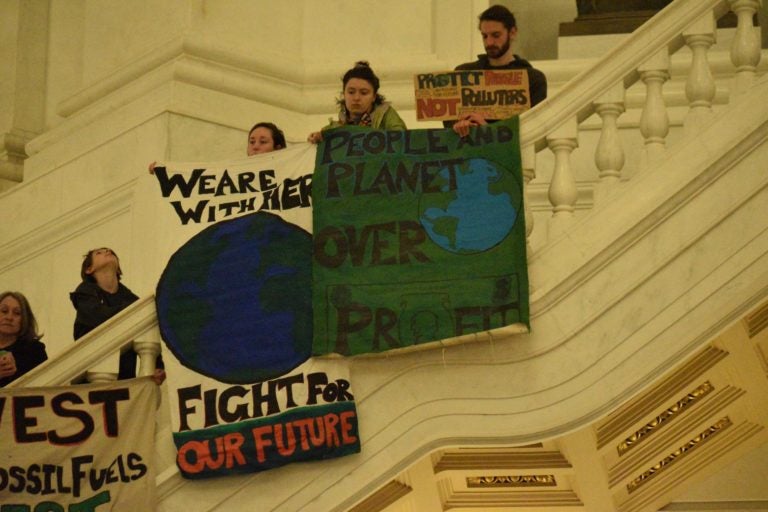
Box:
[0,378,159,510]
[414,69,530,121]
[146,126,528,477]
[312,118,530,356]
[147,146,359,479]
[168,358,359,479]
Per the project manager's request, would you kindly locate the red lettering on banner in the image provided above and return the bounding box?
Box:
[177,411,359,476]
[252,425,273,463]
[324,413,340,447]
[177,433,246,472]
[340,410,358,445]
[274,422,296,457]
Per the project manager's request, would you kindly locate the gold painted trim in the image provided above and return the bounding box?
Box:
[434,450,570,472]
[597,346,727,448]
[745,299,768,338]
[626,417,732,493]
[348,480,411,512]
[617,381,714,456]
[466,475,557,488]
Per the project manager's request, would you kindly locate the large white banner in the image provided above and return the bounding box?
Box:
[140,144,360,479]
[0,378,159,510]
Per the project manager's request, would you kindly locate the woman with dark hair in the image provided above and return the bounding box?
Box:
[149,120,287,173]
[70,247,165,382]
[247,122,287,155]
[307,61,406,143]
[0,291,48,387]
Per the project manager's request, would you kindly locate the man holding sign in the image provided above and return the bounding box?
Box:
[450,5,547,136]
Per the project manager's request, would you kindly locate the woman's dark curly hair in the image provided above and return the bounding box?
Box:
[337,61,386,109]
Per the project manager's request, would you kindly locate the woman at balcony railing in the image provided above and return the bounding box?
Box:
[0,291,48,387]
[148,120,287,174]
[307,61,407,143]
[70,247,165,383]
[247,121,287,155]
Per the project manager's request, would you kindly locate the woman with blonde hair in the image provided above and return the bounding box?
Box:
[0,291,48,387]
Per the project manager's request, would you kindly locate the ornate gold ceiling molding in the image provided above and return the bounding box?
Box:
[626,417,732,494]
[617,419,764,512]
[439,478,582,509]
[434,450,571,472]
[597,346,728,448]
[609,385,745,486]
[348,480,411,512]
[466,475,557,488]
[617,381,715,456]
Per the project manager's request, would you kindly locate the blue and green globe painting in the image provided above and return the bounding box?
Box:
[419,158,519,254]
[155,212,312,383]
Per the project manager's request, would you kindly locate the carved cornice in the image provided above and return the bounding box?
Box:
[434,450,571,472]
[348,480,411,512]
[744,298,768,338]
[617,381,715,456]
[626,417,732,493]
[597,346,727,448]
[440,477,582,509]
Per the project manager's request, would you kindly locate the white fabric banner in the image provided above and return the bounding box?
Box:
[130,143,316,294]
[0,378,159,510]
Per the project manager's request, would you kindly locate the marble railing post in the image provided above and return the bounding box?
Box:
[593,82,626,204]
[134,324,164,377]
[683,11,717,137]
[728,0,762,95]
[86,371,118,383]
[546,117,579,240]
[521,143,536,257]
[639,49,670,169]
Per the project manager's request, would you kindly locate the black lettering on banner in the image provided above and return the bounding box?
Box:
[276,373,304,408]
[218,386,249,424]
[13,395,46,443]
[88,388,129,437]
[306,373,354,405]
[153,167,206,198]
[213,170,237,196]
[313,221,431,269]
[49,392,93,445]
[127,452,148,480]
[203,388,218,428]
[177,385,201,432]
[170,200,208,225]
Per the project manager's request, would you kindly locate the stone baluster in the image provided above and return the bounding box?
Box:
[521,143,536,257]
[86,371,118,383]
[134,340,161,377]
[638,49,670,168]
[683,12,716,137]
[546,117,579,240]
[728,0,762,95]
[593,82,625,204]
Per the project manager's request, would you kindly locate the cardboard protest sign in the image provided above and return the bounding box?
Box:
[312,118,530,356]
[414,69,530,121]
[0,379,159,510]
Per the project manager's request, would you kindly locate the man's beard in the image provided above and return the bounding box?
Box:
[485,36,511,59]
